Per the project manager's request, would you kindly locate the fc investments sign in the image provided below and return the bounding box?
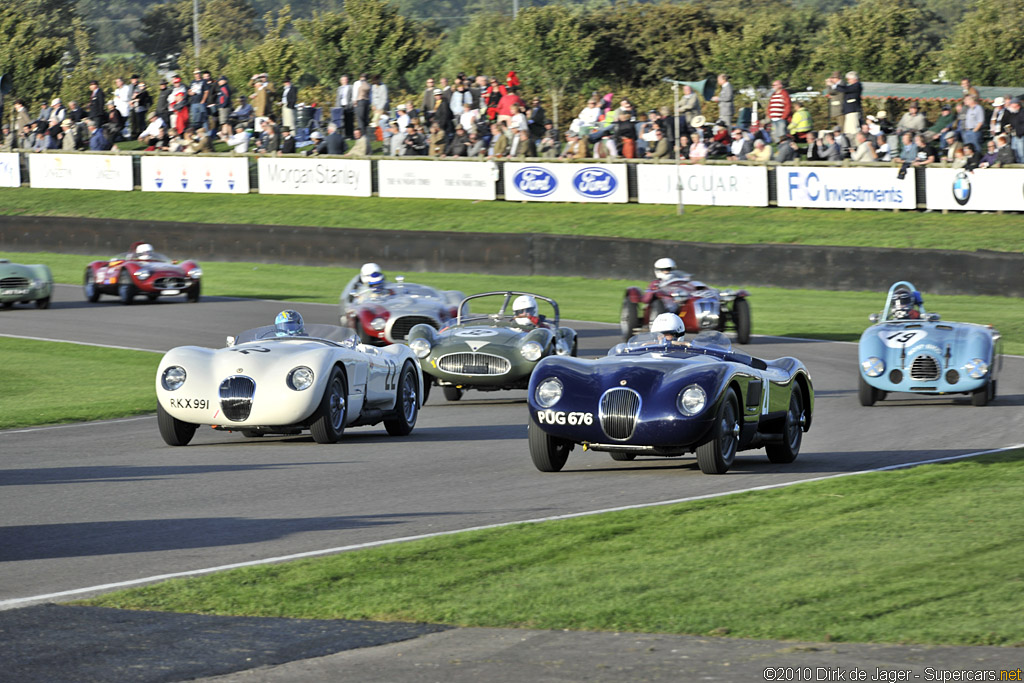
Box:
[776,167,916,210]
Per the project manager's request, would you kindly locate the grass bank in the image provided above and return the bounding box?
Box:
[81,450,1024,646]
[1,187,1022,252]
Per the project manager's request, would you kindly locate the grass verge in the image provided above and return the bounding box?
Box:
[80,450,1024,646]
[7,250,1021,355]
[0,338,159,430]
[1,187,1022,252]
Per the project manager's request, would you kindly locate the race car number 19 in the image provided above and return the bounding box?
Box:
[537,410,593,426]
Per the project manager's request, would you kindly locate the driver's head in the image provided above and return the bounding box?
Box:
[136,243,154,257]
[654,257,676,282]
[512,294,538,325]
[274,309,304,336]
[890,289,914,319]
[650,312,685,342]
[360,262,385,289]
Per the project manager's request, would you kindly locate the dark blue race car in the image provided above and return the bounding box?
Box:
[526,331,814,475]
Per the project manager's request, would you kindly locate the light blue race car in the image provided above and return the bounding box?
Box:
[857,281,1001,407]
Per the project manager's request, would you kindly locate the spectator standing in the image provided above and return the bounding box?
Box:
[433,90,454,137]
[614,112,637,158]
[335,75,354,137]
[787,101,812,141]
[188,69,206,129]
[420,77,436,125]
[961,95,985,151]
[528,97,546,138]
[214,76,231,128]
[459,102,478,136]
[250,74,273,128]
[960,78,980,100]
[354,73,371,133]
[1003,98,1023,162]
[496,88,526,126]
[87,82,104,121]
[171,90,189,135]
[989,97,1008,138]
[104,100,125,144]
[130,82,151,139]
[371,76,389,128]
[113,77,131,120]
[828,70,862,139]
[427,121,446,156]
[711,74,734,128]
[280,77,297,131]
[767,80,792,142]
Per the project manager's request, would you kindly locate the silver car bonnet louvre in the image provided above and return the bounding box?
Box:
[389,315,439,341]
[219,375,256,421]
[437,352,511,376]
[0,276,30,288]
[599,387,641,440]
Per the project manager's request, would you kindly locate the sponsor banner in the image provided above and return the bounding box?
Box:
[258,158,372,197]
[776,167,916,209]
[141,156,249,193]
[378,160,496,200]
[636,165,769,206]
[28,154,133,191]
[503,163,629,203]
[0,153,20,187]
[925,167,1024,212]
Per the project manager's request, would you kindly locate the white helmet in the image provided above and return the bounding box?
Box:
[136,243,154,254]
[360,262,385,288]
[654,257,676,281]
[650,312,685,339]
[512,294,538,324]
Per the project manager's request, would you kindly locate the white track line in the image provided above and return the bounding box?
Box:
[0,333,163,354]
[3,442,1021,610]
[0,415,153,436]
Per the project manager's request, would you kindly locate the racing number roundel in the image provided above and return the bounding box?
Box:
[455,328,500,337]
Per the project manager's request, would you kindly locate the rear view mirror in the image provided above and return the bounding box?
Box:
[869,313,880,323]
[226,335,236,347]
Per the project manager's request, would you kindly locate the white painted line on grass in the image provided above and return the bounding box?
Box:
[3,441,1021,610]
[0,416,153,436]
[0,333,163,354]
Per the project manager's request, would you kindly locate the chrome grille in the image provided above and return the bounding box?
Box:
[390,315,438,341]
[219,375,255,422]
[0,276,30,288]
[599,388,641,440]
[694,298,720,329]
[437,352,511,376]
[154,276,188,290]
[910,355,940,381]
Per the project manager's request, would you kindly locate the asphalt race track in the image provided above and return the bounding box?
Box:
[2,284,1023,680]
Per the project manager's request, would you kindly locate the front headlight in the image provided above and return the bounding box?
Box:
[410,338,431,358]
[861,357,885,377]
[161,366,186,391]
[964,358,989,379]
[188,267,202,279]
[521,341,543,362]
[370,317,386,331]
[288,366,314,391]
[535,377,563,408]
[676,384,707,416]
[136,269,151,281]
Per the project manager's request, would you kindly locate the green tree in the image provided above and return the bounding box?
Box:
[510,5,597,130]
[944,0,1024,86]
[295,11,349,87]
[339,0,437,90]
[0,0,78,113]
[809,0,940,82]
[706,6,821,90]
[435,12,514,82]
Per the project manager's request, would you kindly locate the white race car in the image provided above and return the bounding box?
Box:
[155,323,423,446]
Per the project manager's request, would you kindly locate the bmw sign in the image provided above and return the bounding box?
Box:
[952,171,971,206]
[572,166,618,198]
[512,166,557,197]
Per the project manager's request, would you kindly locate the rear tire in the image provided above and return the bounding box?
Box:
[384,362,419,436]
[118,270,135,305]
[610,453,636,461]
[620,299,639,342]
[84,269,100,302]
[528,417,571,472]
[766,385,804,464]
[733,298,751,345]
[310,367,347,443]
[157,403,197,446]
[696,392,739,474]
[443,386,463,402]
[858,375,878,407]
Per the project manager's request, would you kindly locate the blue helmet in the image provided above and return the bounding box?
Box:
[274,309,304,336]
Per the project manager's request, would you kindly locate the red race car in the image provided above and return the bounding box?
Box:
[84,242,202,305]
[621,261,751,345]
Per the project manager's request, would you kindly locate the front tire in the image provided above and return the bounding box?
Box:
[157,402,197,446]
[384,362,419,436]
[766,385,804,464]
[620,299,639,342]
[696,391,740,474]
[187,281,201,303]
[971,380,993,407]
[528,417,571,472]
[310,367,347,443]
[35,297,50,309]
[610,453,636,461]
[84,269,100,302]
[858,375,878,407]
[443,386,463,402]
[118,270,136,305]
[733,298,751,345]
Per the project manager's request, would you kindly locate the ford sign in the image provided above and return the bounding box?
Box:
[512,166,557,197]
[573,167,618,198]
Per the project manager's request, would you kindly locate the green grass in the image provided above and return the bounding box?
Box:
[0,338,159,430]
[7,250,1021,355]
[81,450,1024,646]
[1,187,1023,252]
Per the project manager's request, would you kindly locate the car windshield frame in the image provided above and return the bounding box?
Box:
[234,323,359,346]
[114,251,174,264]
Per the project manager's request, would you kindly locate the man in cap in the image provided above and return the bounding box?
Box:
[279,125,295,154]
[1003,97,1024,162]
[895,102,926,136]
[188,68,207,129]
[925,104,956,145]
[280,77,297,131]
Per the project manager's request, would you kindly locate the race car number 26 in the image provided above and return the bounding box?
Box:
[537,410,593,426]
[169,398,210,410]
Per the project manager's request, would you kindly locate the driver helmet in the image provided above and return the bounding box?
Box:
[274,309,305,336]
[654,257,676,282]
[890,289,915,319]
[136,243,154,258]
[512,294,538,326]
[650,312,686,341]
[360,262,385,290]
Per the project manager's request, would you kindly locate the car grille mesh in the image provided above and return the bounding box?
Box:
[390,316,438,341]
[599,388,641,440]
[910,355,940,381]
[0,276,30,288]
[437,352,511,376]
[154,277,188,290]
[219,376,255,422]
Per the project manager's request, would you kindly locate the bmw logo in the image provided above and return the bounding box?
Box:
[572,166,617,198]
[512,166,557,197]
[952,171,971,206]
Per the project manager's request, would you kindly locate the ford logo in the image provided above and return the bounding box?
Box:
[572,167,617,198]
[512,166,557,197]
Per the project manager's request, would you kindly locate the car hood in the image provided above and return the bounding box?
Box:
[436,324,535,350]
[533,353,732,397]
[860,320,996,361]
